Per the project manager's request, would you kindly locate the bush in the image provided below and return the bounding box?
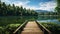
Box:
[40,22,60,34]
[5,24,20,34]
[0,27,5,34]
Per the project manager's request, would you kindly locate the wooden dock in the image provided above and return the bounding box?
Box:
[13,21,51,34]
[21,21,44,34]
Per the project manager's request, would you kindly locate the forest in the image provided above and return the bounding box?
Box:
[0,0,38,16]
[0,0,60,34]
[55,0,60,14]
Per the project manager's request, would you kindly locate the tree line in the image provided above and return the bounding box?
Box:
[55,0,60,15]
[0,1,38,16]
[39,12,58,15]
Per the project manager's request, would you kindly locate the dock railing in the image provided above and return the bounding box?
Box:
[13,20,52,34]
[13,20,28,34]
[35,21,52,34]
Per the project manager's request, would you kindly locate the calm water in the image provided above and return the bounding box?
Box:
[37,16,60,24]
[0,16,60,26]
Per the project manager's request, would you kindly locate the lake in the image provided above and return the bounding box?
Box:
[0,16,60,26]
[37,15,60,24]
[0,16,60,34]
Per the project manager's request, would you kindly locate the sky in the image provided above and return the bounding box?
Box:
[1,0,57,11]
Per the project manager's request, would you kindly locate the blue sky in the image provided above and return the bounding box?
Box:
[1,0,56,11]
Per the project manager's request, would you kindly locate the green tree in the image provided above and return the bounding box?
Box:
[2,2,7,16]
[55,0,60,14]
[12,4,16,15]
[0,0,38,16]
[20,6,23,16]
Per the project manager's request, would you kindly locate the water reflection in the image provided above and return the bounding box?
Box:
[0,16,60,26]
[37,16,60,24]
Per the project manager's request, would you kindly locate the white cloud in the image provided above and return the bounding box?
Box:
[1,0,30,5]
[1,0,39,10]
[1,0,31,9]
[13,1,30,6]
[24,6,39,10]
[1,0,56,11]
[1,0,10,3]
[39,1,56,11]
[24,0,56,11]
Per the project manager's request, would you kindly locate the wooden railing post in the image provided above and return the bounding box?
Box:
[13,20,28,34]
[35,21,52,34]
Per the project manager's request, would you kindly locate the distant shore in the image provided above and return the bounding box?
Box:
[38,15,60,16]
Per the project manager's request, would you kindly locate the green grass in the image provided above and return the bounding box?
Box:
[0,24,21,34]
[0,16,25,34]
[6,24,21,30]
[0,16,37,34]
[58,18,60,22]
[40,22,60,34]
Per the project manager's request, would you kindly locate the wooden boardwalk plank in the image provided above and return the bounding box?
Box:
[21,21,44,34]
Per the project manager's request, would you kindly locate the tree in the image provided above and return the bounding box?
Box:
[2,2,7,16]
[20,6,23,16]
[12,4,16,15]
[0,0,2,16]
[55,0,60,14]
[57,0,60,7]
[16,6,21,16]
[0,1,38,16]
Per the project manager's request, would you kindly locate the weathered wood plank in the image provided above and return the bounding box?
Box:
[21,21,44,34]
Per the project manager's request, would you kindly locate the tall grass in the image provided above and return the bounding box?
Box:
[40,22,60,34]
